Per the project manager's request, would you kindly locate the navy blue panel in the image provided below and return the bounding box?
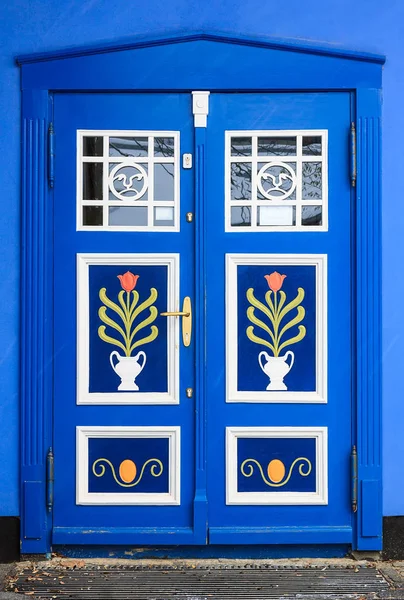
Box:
[237,264,316,392]
[237,437,316,493]
[88,437,169,493]
[89,264,168,394]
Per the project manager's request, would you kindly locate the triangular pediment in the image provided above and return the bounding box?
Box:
[17,31,384,91]
[16,31,384,65]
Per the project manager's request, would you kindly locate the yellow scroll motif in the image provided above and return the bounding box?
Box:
[92,458,163,488]
[98,286,158,356]
[240,457,312,488]
[246,286,306,357]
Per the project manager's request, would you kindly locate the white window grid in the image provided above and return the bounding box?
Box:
[225,130,328,232]
[77,130,180,232]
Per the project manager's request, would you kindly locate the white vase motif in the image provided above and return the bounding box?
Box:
[258,350,295,391]
[109,350,146,391]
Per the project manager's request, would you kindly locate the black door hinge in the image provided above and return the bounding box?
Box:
[350,122,357,187]
[48,123,55,189]
[351,445,358,513]
[46,447,54,512]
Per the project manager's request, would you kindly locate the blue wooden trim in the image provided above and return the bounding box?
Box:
[355,88,383,550]
[15,30,386,65]
[53,527,196,545]
[53,544,350,559]
[209,527,353,545]
[21,89,53,554]
[193,126,208,543]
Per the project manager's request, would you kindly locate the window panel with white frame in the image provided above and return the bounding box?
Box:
[77,131,180,231]
[226,131,328,232]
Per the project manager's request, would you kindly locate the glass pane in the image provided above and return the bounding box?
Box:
[109,137,148,157]
[109,164,148,201]
[303,136,322,156]
[154,137,175,157]
[83,206,103,226]
[231,206,251,227]
[83,136,103,157]
[83,163,103,200]
[154,163,174,201]
[154,206,174,226]
[302,205,322,226]
[257,162,296,200]
[258,137,296,156]
[302,162,322,200]
[230,137,252,157]
[108,206,148,226]
[231,163,252,200]
[258,205,296,226]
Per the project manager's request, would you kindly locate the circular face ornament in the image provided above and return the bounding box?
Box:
[109,163,148,201]
[257,161,297,200]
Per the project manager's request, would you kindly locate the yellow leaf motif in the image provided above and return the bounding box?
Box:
[98,326,127,353]
[246,280,306,356]
[98,281,159,357]
[278,325,307,354]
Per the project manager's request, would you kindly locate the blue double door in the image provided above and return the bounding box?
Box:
[53,91,352,546]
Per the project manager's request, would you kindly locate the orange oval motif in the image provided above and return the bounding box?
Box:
[267,459,285,483]
[119,459,137,483]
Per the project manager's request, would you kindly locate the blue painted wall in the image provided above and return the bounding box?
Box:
[0,0,402,517]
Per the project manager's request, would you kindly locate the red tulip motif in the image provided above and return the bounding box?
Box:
[264,272,287,292]
[99,271,158,361]
[246,271,306,360]
[117,272,139,292]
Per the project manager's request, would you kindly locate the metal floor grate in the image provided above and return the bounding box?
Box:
[9,565,391,599]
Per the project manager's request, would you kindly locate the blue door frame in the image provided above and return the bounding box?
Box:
[18,31,384,554]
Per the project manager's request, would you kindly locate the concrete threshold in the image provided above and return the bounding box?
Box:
[2,557,404,599]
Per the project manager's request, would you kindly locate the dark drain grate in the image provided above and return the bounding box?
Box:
[9,565,390,599]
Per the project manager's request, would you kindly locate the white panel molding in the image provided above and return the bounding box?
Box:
[225,129,328,232]
[77,253,179,405]
[226,253,327,403]
[226,426,328,505]
[76,426,181,505]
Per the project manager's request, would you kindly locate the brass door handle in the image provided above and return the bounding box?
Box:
[160,296,192,347]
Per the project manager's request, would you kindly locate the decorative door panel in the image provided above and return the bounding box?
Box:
[206,92,352,544]
[77,254,179,404]
[53,93,196,542]
[77,426,180,505]
[227,254,326,403]
[226,427,327,505]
